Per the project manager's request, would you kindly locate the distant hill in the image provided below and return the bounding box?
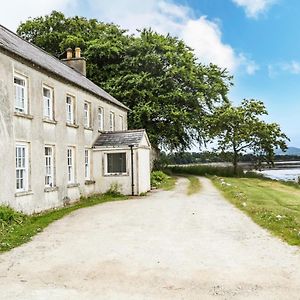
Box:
[275,147,300,156]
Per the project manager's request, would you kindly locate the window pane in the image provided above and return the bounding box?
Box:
[107,153,126,173]
[43,88,50,98]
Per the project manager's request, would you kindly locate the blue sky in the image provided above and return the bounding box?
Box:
[1,0,300,146]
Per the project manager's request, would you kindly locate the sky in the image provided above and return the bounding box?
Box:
[1,0,300,147]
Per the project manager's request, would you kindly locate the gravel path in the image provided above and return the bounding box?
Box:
[1,177,300,299]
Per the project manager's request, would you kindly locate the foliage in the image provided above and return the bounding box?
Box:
[151,171,170,188]
[0,206,27,228]
[17,11,232,151]
[0,194,127,253]
[207,99,289,174]
[160,151,300,166]
[105,182,123,196]
[170,165,244,177]
[150,171,176,190]
[213,177,300,246]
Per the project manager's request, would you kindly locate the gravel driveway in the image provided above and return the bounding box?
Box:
[1,177,300,299]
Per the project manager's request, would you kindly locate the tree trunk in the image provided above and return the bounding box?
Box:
[150,146,160,170]
[233,150,238,176]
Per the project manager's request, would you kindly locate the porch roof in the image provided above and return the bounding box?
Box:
[93,129,147,147]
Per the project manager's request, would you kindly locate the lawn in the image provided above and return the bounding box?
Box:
[0,193,127,253]
[212,177,300,246]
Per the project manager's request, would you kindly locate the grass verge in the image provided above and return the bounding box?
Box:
[160,176,177,191]
[186,176,201,195]
[212,176,300,246]
[0,193,127,253]
[151,171,177,191]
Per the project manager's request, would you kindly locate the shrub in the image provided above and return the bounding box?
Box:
[170,165,244,177]
[151,171,170,188]
[105,182,123,196]
[0,205,26,227]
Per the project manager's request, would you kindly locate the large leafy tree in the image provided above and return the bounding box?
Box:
[208,99,289,174]
[17,11,232,151]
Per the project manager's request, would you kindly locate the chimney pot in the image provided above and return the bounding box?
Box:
[66,48,73,59]
[75,47,81,58]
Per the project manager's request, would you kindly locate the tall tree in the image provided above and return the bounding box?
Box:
[17,11,232,151]
[208,99,289,174]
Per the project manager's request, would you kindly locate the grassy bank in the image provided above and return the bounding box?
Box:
[212,177,300,246]
[151,171,177,191]
[0,193,127,253]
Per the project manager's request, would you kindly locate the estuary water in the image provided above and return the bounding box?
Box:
[259,168,300,181]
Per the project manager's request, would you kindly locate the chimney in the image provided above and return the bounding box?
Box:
[62,47,86,76]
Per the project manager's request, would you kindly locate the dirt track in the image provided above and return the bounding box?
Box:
[1,177,300,299]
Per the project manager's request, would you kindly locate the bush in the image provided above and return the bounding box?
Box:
[170,165,244,177]
[151,171,170,188]
[105,182,123,196]
[0,205,26,227]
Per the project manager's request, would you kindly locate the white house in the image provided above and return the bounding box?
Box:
[0,24,151,214]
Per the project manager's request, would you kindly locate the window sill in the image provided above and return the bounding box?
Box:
[84,126,93,131]
[43,118,57,125]
[14,112,34,120]
[85,180,96,185]
[15,190,33,197]
[66,123,79,129]
[44,186,58,193]
[104,173,129,177]
[67,183,80,188]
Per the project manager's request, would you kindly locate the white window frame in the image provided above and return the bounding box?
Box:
[14,74,28,114]
[66,95,75,124]
[84,149,91,180]
[105,152,127,175]
[84,101,91,128]
[119,115,124,131]
[98,107,104,131]
[67,147,75,184]
[109,111,115,131]
[45,145,55,187]
[16,143,29,192]
[43,86,54,120]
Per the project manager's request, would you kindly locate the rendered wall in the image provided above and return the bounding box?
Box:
[0,50,128,214]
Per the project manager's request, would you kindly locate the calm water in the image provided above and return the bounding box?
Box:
[259,168,300,181]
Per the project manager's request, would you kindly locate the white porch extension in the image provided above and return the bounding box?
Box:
[93,129,151,196]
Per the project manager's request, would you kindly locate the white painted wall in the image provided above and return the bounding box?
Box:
[0,50,129,214]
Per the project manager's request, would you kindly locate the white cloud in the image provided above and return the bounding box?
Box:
[0,0,76,31]
[282,61,300,74]
[232,0,277,18]
[180,17,238,72]
[87,0,258,74]
[238,54,260,75]
[269,61,300,78]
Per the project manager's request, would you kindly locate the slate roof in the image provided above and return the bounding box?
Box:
[0,25,128,110]
[93,130,146,147]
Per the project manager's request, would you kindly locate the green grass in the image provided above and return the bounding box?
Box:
[0,193,127,253]
[151,170,177,191]
[212,177,300,246]
[186,176,201,195]
[160,176,177,191]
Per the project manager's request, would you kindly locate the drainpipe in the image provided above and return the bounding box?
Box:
[129,144,134,196]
